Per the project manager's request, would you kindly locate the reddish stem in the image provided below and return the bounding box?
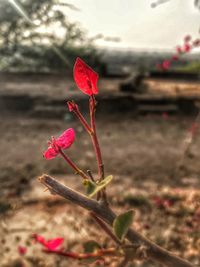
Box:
[44,247,116,259]
[90,95,104,180]
[67,101,92,134]
[59,149,89,180]
[69,97,104,180]
[89,95,108,203]
[74,109,92,134]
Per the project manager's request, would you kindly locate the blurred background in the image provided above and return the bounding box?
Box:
[0,1,200,266]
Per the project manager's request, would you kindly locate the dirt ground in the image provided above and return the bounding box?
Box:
[0,76,200,267]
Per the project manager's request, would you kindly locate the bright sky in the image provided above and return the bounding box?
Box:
[66,0,200,50]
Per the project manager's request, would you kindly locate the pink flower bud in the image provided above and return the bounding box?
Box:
[67,101,78,112]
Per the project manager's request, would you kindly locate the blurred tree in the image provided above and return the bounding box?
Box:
[195,0,200,8]
[152,0,200,9]
[0,0,99,71]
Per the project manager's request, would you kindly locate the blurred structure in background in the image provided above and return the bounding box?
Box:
[0,0,99,72]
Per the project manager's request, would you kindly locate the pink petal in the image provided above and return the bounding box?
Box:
[46,238,64,251]
[56,128,75,150]
[162,60,170,70]
[33,234,47,246]
[18,246,27,255]
[73,57,99,96]
[43,147,58,160]
[183,43,191,53]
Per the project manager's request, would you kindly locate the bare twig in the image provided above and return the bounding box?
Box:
[39,174,195,267]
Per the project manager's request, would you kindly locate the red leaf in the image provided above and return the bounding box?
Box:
[74,57,99,96]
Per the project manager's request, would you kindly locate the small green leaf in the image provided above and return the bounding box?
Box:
[83,240,101,253]
[84,175,113,198]
[113,210,134,241]
[83,179,96,196]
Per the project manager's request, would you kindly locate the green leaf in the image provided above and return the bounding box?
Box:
[83,179,96,196]
[83,240,101,253]
[83,175,113,198]
[113,210,134,241]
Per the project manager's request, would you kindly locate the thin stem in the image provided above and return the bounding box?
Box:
[68,98,104,181]
[67,101,92,134]
[44,247,116,259]
[59,149,89,180]
[75,109,92,134]
[89,95,108,204]
[90,212,122,246]
[90,133,104,179]
[89,95,104,180]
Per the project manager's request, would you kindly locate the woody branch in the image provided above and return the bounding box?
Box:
[39,174,195,267]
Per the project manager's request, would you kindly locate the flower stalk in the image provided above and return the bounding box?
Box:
[44,247,117,260]
[59,149,89,180]
[67,101,92,134]
[89,95,104,181]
